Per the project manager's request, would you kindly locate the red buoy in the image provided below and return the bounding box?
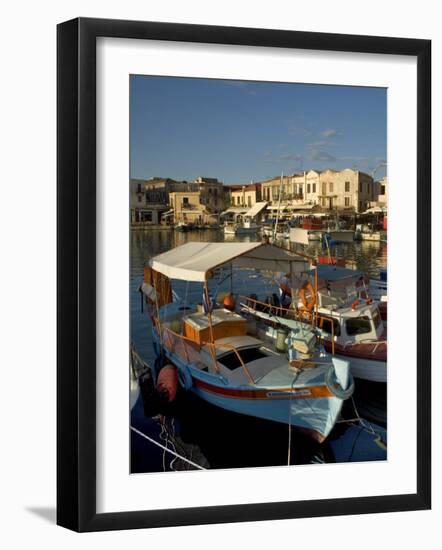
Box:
[156,364,178,402]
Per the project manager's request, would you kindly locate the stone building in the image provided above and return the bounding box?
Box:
[226,183,262,208]
[193,177,226,213]
[130,178,169,223]
[169,191,218,225]
[377,176,388,206]
[300,169,375,213]
[261,174,304,203]
[130,175,226,224]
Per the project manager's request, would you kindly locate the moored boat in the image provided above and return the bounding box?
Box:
[142,242,354,442]
[244,263,387,383]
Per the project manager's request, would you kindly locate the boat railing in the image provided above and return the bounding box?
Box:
[342,339,387,353]
[239,294,336,354]
[156,320,255,384]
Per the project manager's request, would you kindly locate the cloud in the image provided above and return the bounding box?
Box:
[278,153,304,162]
[287,124,312,137]
[310,151,337,162]
[320,129,338,138]
[308,140,330,149]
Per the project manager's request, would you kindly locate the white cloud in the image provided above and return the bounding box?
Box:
[320,129,338,138]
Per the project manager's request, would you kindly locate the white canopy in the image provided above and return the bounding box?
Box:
[244,201,267,218]
[150,242,308,282]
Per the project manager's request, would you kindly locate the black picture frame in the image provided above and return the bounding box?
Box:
[57,17,431,532]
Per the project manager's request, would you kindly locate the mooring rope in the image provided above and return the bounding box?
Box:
[130,426,207,470]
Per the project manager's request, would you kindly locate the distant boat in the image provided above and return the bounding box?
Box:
[175,221,191,232]
[223,219,260,235]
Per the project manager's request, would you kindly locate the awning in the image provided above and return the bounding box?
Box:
[288,203,315,210]
[150,242,308,282]
[244,201,267,218]
[267,205,287,211]
[221,207,248,215]
[363,206,387,214]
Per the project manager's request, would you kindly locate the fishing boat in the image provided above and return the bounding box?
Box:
[223,218,260,235]
[355,224,386,242]
[243,264,387,383]
[175,221,191,232]
[142,242,354,443]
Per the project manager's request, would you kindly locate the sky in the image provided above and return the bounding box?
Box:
[130,75,387,184]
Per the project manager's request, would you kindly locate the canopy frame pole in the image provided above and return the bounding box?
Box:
[152,275,164,354]
[204,280,219,373]
[313,262,319,328]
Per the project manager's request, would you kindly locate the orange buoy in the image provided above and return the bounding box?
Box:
[223,293,236,311]
[299,282,316,312]
[156,364,178,402]
[351,299,360,310]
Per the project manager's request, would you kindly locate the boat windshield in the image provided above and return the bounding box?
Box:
[345,316,372,336]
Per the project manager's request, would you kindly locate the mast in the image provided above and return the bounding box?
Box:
[273,171,284,240]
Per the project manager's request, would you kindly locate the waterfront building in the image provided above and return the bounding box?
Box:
[377,176,388,206]
[193,177,226,213]
[226,183,262,208]
[168,191,219,225]
[302,168,376,213]
[130,178,169,223]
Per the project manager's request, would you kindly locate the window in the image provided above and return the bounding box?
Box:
[345,181,350,192]
[359,182,362,192]
[312,183,316,193]
[329,182,333,193]
[183,197,189,205]
[236,196,240,205]
[345,197,350,207]
[345,316,372,336]
[247,196,252,207]
[381,185,386,195]
[137,194,142,203]
[322,182,327,194]
[319,316,341,336]
[137,183,142,193]
[307,183,311,194]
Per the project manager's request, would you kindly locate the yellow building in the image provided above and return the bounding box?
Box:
[227,183,262,208]
[169,191,218,225]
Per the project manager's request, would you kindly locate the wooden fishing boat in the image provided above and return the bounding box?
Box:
[142,242,354,443]
[244,264,387,383]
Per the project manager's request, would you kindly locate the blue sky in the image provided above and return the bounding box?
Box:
[130,75,387,184]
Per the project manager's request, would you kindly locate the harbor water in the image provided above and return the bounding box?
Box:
[130,229,387,473]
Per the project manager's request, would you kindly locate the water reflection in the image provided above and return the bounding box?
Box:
[130,229,387,472]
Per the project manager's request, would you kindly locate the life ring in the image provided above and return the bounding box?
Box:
[299,282,316,312]
[325,366,355,400]
[177,366,193,391]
